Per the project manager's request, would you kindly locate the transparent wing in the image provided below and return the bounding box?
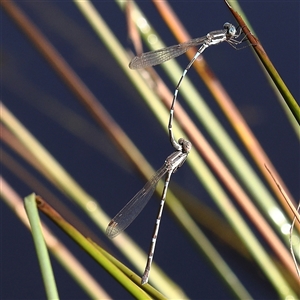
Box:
[129,35,207,69]
[106,164,168,239]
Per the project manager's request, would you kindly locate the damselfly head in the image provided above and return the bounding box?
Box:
[178,138,192,154]
[223,22,237,38]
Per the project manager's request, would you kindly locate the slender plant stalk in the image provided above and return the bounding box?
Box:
[225,0,300,124]
[24,193,59,300]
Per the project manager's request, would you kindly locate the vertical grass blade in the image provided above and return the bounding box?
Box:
[24,193,59,300]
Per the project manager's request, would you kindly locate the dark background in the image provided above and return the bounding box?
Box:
[1,1,299,299]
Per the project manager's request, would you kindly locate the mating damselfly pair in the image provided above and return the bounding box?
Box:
[106,22,246,284]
